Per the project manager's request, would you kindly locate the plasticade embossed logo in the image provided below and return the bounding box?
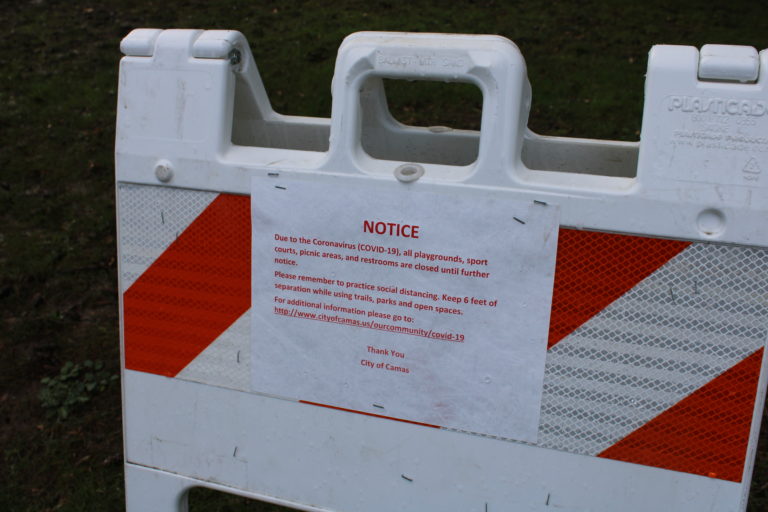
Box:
[666,95,767,117]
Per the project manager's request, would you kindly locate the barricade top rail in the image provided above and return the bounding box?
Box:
[117,30,768,248]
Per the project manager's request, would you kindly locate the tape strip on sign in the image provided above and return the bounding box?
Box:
[119,184,767,481]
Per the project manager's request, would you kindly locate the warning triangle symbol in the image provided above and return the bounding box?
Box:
[743,157,761,175]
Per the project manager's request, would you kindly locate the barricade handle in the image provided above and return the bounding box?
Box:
[327,32,531,183]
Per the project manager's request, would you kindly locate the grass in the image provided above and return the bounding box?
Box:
[1,0,767,510]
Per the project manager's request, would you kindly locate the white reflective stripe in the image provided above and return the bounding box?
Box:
[176,312,251,392]
[538,242,768,455]
[118,184,217,292]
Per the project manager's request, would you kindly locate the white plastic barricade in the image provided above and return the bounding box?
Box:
[116,30,768,511]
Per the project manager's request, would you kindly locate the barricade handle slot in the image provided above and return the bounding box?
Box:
[327,32,531,183]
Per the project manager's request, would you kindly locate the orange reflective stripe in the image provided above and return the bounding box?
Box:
[548,229,690,348]
[124,194,251,377]
[598,348,764,482]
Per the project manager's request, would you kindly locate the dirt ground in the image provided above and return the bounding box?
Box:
[1,1,767,510]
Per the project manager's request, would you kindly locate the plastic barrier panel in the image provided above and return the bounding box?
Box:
[116,30,768,511]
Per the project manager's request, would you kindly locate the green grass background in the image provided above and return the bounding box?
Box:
[1,0,767,510]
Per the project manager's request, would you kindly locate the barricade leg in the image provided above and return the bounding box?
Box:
[125,463,190,512]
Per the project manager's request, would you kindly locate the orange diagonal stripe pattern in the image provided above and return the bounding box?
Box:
[548,229,690,348]
[123,194,251,377]
[599,348,764,482]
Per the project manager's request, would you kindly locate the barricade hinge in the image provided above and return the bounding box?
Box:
[698,44,759,83]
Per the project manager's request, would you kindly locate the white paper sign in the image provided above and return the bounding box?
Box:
[251,176,559,442]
